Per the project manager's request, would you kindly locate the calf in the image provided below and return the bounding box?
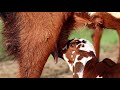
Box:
[62,38,120,78]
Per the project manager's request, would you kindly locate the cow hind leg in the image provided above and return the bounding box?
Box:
[18,44,52,78]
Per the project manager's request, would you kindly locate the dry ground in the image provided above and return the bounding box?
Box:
[0,43,119,78]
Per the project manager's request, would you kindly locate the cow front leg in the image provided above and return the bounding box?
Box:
[92,26,103,61]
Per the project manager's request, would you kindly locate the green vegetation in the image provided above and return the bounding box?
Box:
[0,20,7,60]
[69,27,118,52]
[0,21,119,61]
[69,26,94,42]
[69,27,118,45]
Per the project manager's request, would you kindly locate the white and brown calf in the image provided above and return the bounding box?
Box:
[62,38,96,78]
[62,38,120,78]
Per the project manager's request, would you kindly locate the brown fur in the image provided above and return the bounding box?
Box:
[62,39,120,78]
[57,12,91,57]
[88,12,120,62]
[0,12,91,78]
[2,12,20,57]
[83,58,120,78]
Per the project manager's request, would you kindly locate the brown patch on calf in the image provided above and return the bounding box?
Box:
[78,56,84,60]
[74,62,84,73]
[62,40,83,64]
[77,51,94,61]
[73,61,84,78]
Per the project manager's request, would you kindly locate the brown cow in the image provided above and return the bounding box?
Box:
[88,12,120,62]
[0,12,91,78]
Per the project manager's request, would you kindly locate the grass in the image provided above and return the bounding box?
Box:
[0,20,7,60]
[69,27,118,45]
[69,27,119,52]
[0,20,4,52]
[0,20,119,61]
[101,29,118,52]
[69,26,94,42]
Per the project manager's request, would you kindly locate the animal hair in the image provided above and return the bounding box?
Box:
[0,12,91,78]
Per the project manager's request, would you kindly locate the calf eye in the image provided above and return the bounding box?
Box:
[76,41,81,44]
[70,43,75,47]
[82,40,86,43]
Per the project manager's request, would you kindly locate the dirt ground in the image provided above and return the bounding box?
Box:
[0,43,119,78]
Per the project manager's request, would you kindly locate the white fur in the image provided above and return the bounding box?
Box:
[88,12,120,18]
[78,38,96,55]
[73,71,84,78]
[63,38,96,78]
[107,12,120,18]
[73,55,84,78]
[73,55,92,66]
[79,57,92,66]
[72,51,75,54]
[88,12,96,16]
[63,54,73,72]
[63,54,69,61]
[62,45,67,50]
[74,54,92,66]
[73,55,92,78]
[73,55,80,66]
[96,75,103,78]
[77,71,84,78]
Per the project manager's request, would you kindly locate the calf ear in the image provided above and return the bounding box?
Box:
[59,39,74,59]
[69,42,77,48]
[66,39,74,48]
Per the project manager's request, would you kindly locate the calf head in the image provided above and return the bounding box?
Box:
[61,38,96,78]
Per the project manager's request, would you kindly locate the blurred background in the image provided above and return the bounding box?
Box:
[0,19,119,78]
